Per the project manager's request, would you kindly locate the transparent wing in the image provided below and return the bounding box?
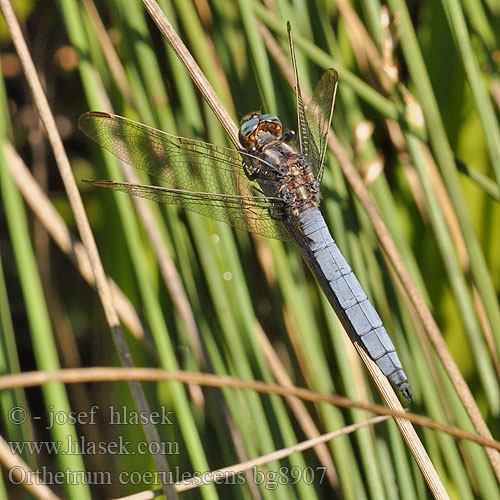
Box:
[287,24,318,172]
[287,24,338,184]
[78,112,280,197]
[84,180,292,240]
[303,69,338,183]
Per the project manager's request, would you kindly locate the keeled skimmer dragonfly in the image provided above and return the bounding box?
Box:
[79,25,412,401]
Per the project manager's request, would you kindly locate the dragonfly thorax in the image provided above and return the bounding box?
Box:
[239,113,282,149]
[243,130,321,216]
[276,153,320,215]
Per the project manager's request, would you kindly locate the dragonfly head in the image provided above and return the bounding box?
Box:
[239,112,282,149]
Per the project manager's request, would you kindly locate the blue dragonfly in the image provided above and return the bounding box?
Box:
[79,25,412,401]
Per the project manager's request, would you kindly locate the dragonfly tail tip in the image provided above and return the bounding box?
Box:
[399,383,413,402]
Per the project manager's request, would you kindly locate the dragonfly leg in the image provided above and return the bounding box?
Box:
[267,207,288,222]
[281,130,296,143]
[241,159,260,181]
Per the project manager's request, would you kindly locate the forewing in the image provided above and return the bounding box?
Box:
[303,69,338,183]
[85,180,292,241]
[287,23,319,171]
[287,25,337,183]
[78,112,277,197]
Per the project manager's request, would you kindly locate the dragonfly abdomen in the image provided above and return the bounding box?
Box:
[288,206,412,400]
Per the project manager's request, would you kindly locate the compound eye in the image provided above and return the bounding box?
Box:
[260,114,282,127]
[239,118,260,148]
[259,114,282,138]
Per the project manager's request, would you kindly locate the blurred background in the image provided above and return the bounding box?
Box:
[0,0,499,498]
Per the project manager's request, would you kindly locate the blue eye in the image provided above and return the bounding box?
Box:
[239,114,283,147]
[259,114,282,139]
[239,118,260,146]
[260,114,282,127]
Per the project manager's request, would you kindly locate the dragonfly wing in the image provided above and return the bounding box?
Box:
[287,23,318,169]
[303,69,338,183]
[85,180,292,241]
[78,112,279,197]
[287,25,337,183]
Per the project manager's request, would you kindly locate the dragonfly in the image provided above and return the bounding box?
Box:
[79,24,412,401]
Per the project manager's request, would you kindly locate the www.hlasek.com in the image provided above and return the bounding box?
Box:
[8,435,180,456]
[9,466,328,489]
